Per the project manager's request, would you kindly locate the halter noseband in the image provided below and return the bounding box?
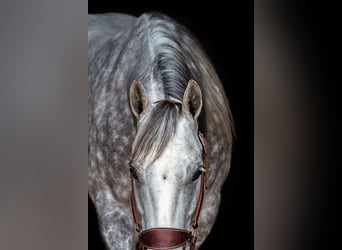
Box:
[130,132,208,250]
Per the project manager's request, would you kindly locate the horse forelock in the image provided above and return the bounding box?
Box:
[131,100,182,167]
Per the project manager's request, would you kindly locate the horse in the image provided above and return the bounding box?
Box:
[88,12,234,249]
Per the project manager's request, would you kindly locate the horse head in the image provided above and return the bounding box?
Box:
[129,79,207,249]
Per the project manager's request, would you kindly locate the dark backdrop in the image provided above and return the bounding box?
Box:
[88,1,253,249]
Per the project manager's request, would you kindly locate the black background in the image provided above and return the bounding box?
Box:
[88,1,254,249]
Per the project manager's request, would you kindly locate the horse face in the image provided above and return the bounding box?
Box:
[129,80,205,247]
[131,115,204,231]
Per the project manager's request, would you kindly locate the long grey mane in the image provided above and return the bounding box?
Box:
[128,12,203,101]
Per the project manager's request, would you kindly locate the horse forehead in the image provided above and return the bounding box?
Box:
[155,147,194,167]
[151,139,202,173]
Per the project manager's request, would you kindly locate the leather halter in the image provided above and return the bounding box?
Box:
[130,133,208,250]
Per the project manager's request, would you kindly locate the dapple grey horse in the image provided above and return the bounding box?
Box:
[88,12,234,249]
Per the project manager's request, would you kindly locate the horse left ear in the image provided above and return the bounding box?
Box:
[129,80,148,119]
[182,80,202,120]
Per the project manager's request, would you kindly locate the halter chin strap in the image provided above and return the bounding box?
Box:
[131,133,208,250]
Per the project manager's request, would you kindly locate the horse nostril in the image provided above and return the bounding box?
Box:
[162,175,167,180]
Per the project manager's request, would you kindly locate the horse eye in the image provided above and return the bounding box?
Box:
[130,167,139,181]
[192,165,205,182]
[192,169,202,182]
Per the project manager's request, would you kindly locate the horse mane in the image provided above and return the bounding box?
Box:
[129,12,202,102]
[131,100,182,166]
[149,13,201,101]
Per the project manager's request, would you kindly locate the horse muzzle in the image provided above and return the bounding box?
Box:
[136,227,197,250]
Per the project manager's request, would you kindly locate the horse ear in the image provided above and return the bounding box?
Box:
[129,80,148,119]
[182,80,202,120]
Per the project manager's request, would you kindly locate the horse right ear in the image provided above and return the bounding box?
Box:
[182,80,202,120]
[129,80,148,119]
